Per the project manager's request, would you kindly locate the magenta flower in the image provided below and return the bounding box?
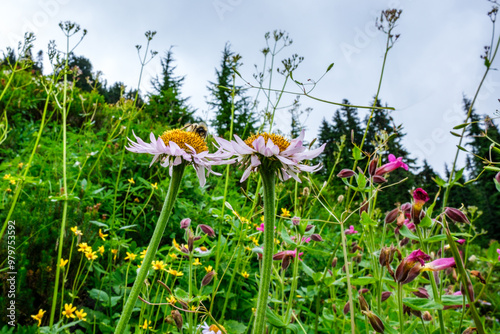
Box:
[375,154,409,176]
[256,223,275,232]
[456,239,466,245]
[497,249,500,261]
[126,129,235,186]
[273,249,304,261]
[214,130,325,182]
[395,249,431,284]
[345,225,358,235]
[420,257,456,272]
[302,236,311,243]
[413,188,430,204]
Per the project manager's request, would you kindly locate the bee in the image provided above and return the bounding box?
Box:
[181,122,209,139]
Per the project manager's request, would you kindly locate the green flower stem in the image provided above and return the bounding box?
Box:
[284,245,301,322]
[442,218,485,334]
[115,164,185,334]
[253,168,276,334]
[339,220,355,334]
[397,283,404,332]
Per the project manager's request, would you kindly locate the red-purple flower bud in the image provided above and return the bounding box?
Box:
[496,172,500,184]
[311,234,323,242]
[359,201,369,215]
[372,175,387,184]
[362,310,385,333]
[199,224,216,237]
[180,218,191,229]
[332,257,338,268]
[337,169,356,178]
[282,255,291,271]
[201,270,216,286]
[343,301,350,315]
[171,310,183,331]
[305,224,314,232]
[291,216,301,226]
[381,291,392,302]
[385,208,400,224]
[395,249,430,284]
[400,237,410,247]
[368,158,378,176]
[412,287,430,299]
[422,311,432,321]
[358,288,369,294]
[401,202,412,215]
[444,207,470,224]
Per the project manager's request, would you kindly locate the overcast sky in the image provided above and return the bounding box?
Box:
[1,0,499,176]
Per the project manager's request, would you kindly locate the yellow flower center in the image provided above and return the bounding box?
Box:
[244,133,290,152]
[160,129,208,154]
[209,324,226,332]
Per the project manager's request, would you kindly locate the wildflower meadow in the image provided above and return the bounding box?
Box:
[1,5,500,334]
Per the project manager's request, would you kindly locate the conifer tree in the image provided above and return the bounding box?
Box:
[146,48,196,126]
[208,43,256,138]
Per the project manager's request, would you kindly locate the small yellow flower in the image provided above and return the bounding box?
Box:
[166,295,176,304]
[140,249,148,258]
[141,319,153,330]
[169,253,178,259]
[62,303,76,318]
[244,246,252,252]
[152,260,166,271]
[190,305,197,311]
[9,179,15,185]
[151,182,158,189]
[98,245,105,255]
[281,208,291,218]
[134,197,140,203]
[78,243,91,253]
[3,173,11,180]
[71,226,82,236]
[193,258,202,266]
[241,271,250,279]
[85,251,98,261]
[60,258,69,267]
[124,252,137,261]
[18,162,24,169]
[6,187,11,193]
[75,308,87,321]
[172,238,181,250]
[31,309,46,326]
[128,177,135,184]
[274,238,280,245]
[252,307,256,314]
[98,229,108,241]
[205,265,213,273]
[260,215,264,222]
[111,249,118,260]
[167,268,184,277]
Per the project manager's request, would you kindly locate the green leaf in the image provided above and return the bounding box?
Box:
[352,146,363,161]
[432,175,447,187]
[350,276,376,285]
[450,131,463,137]
[281,227,297,247]
[89,220,109,228]
[441,295,466,306]
[224,320,247,333]
[118,224,138,231]
[457,145,468,152]
[487,241,500,263]
[301,261,316,279]
[399,224,419,241]
[402,297,443,311]
[326,62,334,72]
[356,173,367,189]
[403,318,420,334]
[360,211,377,226]
[265,307,287,328]
[424,234,447,243]
[419,215,433,228]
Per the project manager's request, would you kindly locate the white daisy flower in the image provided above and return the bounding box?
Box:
[215,130,325,182]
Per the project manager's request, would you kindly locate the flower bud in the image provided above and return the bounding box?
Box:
[291,216,300,226]
[282,255,291,271]
[180,218,191,229]
[462,327,478,334]
[305,224,314,232]
[343,301,350,315]
[359,201,369,215]
[400,237,410,247]
[381,291,392,302]
[412,287,430,299]
[302,187,310,196]
[311,234,323,242]
[362,310,384,333]
[422,311,432,321]
[199,224,216,237]
[444,207,470,224]
[171,310,183,331]
[385,208,400,224]
[372,175,387,184]
[332,257,338,268]
[401,202,412,215]
[358,294,369,312]
[201,270,216,286]
[337,169,356,178]
[368,158,378,176]
[496,171,500,184]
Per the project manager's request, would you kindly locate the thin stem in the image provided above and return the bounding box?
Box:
[253,168,276,334]
[398,283,404,332]
[115,164,185,334]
